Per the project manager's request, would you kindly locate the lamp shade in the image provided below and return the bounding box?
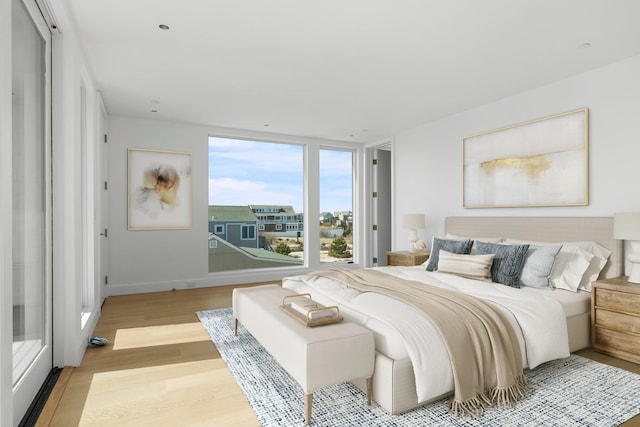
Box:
[614,213,640,240]
[403,214,425,230]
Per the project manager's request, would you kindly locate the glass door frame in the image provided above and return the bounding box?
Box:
[10,0,53,423]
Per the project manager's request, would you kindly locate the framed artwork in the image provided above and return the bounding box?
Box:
[128,148,192,230]
[463,108,588,208]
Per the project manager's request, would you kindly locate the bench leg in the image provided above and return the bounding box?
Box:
[366,377,372,406]
[305,393,312,425]
[234,318,238,336]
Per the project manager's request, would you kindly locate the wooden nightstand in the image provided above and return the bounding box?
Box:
[591,277,640,364]
[386,251,429,267]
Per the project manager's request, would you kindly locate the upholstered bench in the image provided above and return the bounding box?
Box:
[232,284,375,425]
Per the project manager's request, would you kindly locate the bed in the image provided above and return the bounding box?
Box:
[281,216,623,414]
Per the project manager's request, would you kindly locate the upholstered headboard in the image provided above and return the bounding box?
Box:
[444,217,623,279]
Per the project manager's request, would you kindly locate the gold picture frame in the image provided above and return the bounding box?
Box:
[463,108,588,208]
[128,148,192,230]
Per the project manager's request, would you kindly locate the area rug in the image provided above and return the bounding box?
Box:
[197,308,640,427]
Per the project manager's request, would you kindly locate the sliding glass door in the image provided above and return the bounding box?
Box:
[11,0,53,423]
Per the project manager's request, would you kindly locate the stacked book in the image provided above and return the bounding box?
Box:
[289,298,336,319]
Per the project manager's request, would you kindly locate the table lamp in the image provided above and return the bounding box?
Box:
[403,214,425,253]
[614,212,640,283]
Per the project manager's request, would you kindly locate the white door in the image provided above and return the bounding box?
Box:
[11,0,53,424]
[371,148,392,266]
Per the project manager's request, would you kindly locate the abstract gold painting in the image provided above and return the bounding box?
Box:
[463,108,588,208]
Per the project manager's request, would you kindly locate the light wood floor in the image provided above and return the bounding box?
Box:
[37,284,640,427]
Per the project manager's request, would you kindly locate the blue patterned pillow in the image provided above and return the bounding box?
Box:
[519,245,562,288]
[476,242,530,288]
[425,237,473,271]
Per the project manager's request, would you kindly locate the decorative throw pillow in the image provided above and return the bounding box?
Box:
[476,242,530,288]
[425,237,473,271]
[437,250,495,281]
[445,233,503,254]
[519,245,562,288]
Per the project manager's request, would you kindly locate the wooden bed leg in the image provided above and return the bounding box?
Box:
[234,318,238,336]
[366,377,372,406]
[305,393,313,425]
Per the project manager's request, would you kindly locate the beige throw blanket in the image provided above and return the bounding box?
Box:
[311,268,527,418]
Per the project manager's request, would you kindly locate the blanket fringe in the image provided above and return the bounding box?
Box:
[449,375,529,419]
[449,393,491,419]
[490,374,529,408]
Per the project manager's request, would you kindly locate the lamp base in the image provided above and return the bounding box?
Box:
[408,229,418,253]
[627,241,640,284]
[628,260,640,284]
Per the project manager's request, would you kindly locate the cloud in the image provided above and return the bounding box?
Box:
[207,137,353,213]
[209,137,303,176]
[209,178,303,212]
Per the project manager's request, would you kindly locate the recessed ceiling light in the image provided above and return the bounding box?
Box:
[159,24,170,30]
[577,42,591,49]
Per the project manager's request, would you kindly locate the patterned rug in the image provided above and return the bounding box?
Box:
[197,308,640,427]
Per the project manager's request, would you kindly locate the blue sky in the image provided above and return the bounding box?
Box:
[208,137,352,214]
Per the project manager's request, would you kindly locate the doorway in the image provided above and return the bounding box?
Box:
[369,143,392,266]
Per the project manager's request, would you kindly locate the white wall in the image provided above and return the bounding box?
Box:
[51,2,103,368]
[393,54,640,263]
[106,116,365,295]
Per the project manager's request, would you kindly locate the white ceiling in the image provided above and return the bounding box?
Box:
[62,0,640,143]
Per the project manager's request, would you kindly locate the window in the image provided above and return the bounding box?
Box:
[208,137,304,272]
[320,149,354,263]
[241,224,256,240]
[208,136,357,272]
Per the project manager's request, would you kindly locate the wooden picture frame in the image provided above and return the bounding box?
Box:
[463,108,588,208]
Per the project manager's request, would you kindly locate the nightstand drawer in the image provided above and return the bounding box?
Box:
[594,309,640,335]
[594,328,640,358]
[386,251,429,266]
[594,288,640,315]
[591,277,640,364]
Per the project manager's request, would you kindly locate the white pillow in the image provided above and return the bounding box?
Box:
[436,250,495,282]
[505,239,612,292]
[552,248,593,292]
[445,233,503,254]
[576,243,612,291]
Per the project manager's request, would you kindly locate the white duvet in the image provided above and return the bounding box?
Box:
[282,266,570,403]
